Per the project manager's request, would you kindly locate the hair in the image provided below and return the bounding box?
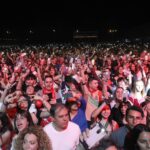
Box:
[14,125,52,150]
[124,124,150,150]
[14,110,34,133]
[96,101,113,126]
[126,105,144,119]
[96,138,118,150]
[25,73,36,81]
[133,80,146,97]
[50,103,68,118]
[0,112,13,134]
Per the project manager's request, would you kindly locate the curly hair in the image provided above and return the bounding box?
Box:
[14,125,52,150]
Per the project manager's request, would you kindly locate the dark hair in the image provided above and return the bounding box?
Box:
[96,139,118,150]
[124,124,150,150]
[0,112,13,134]
[14,110,34,133]
[126,105,144,119]
[50,103,68,117]
[96,101,113,126]
[25,73,36,81]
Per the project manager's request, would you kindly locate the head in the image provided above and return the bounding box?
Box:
[117,77,127,90]
[50,103,69,131]
[26,85,35,95]
[126,106,144,129]
[17,96,31,111]
[44,76,53,90]
[88,77,99,91]
[119,101,131,116]
[25,74,37,86]
[14,110,34,133]
[125,124,150,150]
[115,87,124,102]
[97,139,118,150]
[133,80,145,95]
[14,126,52,150]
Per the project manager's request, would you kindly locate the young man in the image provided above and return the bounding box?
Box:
[44,103,81,150]
[110,105,144,149]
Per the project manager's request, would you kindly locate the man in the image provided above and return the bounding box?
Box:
[110,105,144,149]
[44,103,81,150]
[81,77,102,126]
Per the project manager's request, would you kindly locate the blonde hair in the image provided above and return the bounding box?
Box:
[14,125,52,150]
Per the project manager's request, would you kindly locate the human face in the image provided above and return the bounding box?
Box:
[53,107,69,131]
[26,86,35,95]
[115,88,124,101]
[135,81,144,92]
[121,104,128,115]
[89,80,98,91]
[16,114,29,132]
[23,133,38,150]
[101,105,111,119]
[44,77,53,90]
[50,68,55,76]
[126,110,143,129]
[18,97,28,110]
[137,131,150,150]
[71,103,79,111]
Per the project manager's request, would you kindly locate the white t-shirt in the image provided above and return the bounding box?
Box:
[44,121,81,150]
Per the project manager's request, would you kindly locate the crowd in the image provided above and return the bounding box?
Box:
[0,41,150,150]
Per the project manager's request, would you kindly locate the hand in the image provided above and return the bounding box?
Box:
[29,103,37,114]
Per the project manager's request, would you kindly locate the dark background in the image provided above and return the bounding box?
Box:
[0,1,150,43]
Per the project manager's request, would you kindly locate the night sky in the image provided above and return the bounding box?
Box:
[0,1,150,41]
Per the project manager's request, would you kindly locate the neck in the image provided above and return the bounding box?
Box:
[52,122,65,132]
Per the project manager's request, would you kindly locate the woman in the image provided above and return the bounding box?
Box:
[14,125,52,150]
[128,80,146,106]
[118,101,131,126]
[66,90,88,132]
[0,112,13,150]
[124,124,150,150]
[11,110,34,150]
[91,101,119,138]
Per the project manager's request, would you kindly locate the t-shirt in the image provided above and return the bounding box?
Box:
[44,121,81,150]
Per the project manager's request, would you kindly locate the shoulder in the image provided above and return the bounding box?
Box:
[43,123,53,131]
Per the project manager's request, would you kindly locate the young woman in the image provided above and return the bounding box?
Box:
[124,124,150,150]
[14,126,52,150]
[91,101,119,138]
[11,110,34,150]
[128,80,146,106]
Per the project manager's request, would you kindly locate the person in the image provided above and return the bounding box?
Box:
[124,124,150,150]
[117,101,131,126]
[91,101,119,138]
[110,105,144,149]
[11,110,34,150]
[66,90,88,132]
[81,76,102,126]
[44,103,81,150]
[96,139,118,150]
[128,80,146,106]
[14,125,52,150]
[0,112,13,150]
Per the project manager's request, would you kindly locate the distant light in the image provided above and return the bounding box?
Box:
[6,30,10,34]
[29,30,33,34]
[52,29,56,32]
[76,29,79,33]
